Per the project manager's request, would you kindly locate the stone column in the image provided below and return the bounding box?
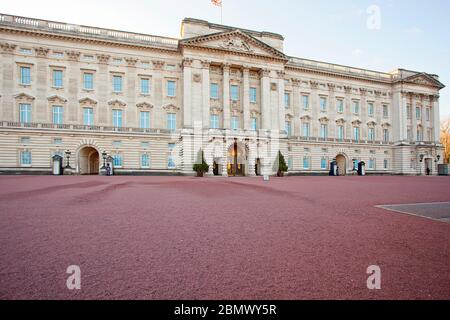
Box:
[125,57,138,127]
[182,58,193,128]
[96,54,110,125]
[260,69,271,130]
[292,79,301,137]
[35,47,50,122]
[223,63,231,129]
[201,60,211,129]
[411,94,417,142]
[0,43,16,121]
[242,66,251,130]
[310,81,320,137]
[431,94,440,143]
[327,83,336,137]
[359,88,367,139]
[277,71,286,133]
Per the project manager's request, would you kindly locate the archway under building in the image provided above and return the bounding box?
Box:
[227,141,246,177]
[336,154,347,176]
[78,146,100,175]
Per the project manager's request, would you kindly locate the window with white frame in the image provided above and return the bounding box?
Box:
[320,124,328,139]
[210,114,219,129]
[53,70,63,88]
[112,109,123,128]
[83,107,94,126]
[383,159,389,170]
[320,97,327,112]
[416,106,421,120]
[337,99,344,113]
[19,103,32,123]
[20,137,30,144]
[353,127,360,140]
[140,111,150,129]
[167,80,176,97]
[140,78,150,94]
[231,116,239,130]
[352,101,360,114]
[284,92,291,108]
[302,123,310,138]
[83,73,94,90]
[52,106,63,124]
[20,66,31,85]
[168,143,176,169]
[285,121,292,136]
[426,107,430,122]
[383,129,389,142]
[210,83,219,99]
[167,113,176,131]
[20,150,32,166]
[407,104,412,119]
[113,154,123,167]
[337,125,344,140]
[250,87,257,103]
[417,128,423,141]
[302,95,309,109]
[368,158,375,170]
[230,85,239,101]
[141,154,150,168]
[382,104,389,118]
[321,157,327,170]
[368,128,375,141]
[368,102,374,117]
[113,75,123,92]
[251,117,257,131]
[303,156,310,169]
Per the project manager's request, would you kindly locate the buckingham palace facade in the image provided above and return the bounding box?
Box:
[0,14,445,176]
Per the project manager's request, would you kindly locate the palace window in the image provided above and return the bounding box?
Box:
[407,104,412,119]
[426,107,430,122]
[250,87,257,103]
[368,128,375,141]
[302,123,310,138]
[83,73,94,90]
[167,80,176,97]
[320,124,328,139]
[19,103,32,123]
[141,141,150,148]
[251,117,257,131]
[368,158,375,170]
[20,137,30,144]
[167,113,176,131]
[140,111,150,129]
[20,66,31,85]
[285,121,292,136]
[303,156,310,170]
[416,107,421,120]
[20,48,32,55]
[53,70,63,88]
[210,83,219,99]
[83,108,94,126]
[230,85,239,101]
[427,129,432,141]
[383,159,389,170]
[302,95,309,109]
[321,157,328,170]
[141,154,150,168]
[112,141,122,148]
[337,125,344,140]
[337,99,344,113]
[368,102,374,117]
[288,157,293,170]
[231,116,239,130]
[383,129,389,142]
[20,151,32,166]
[113,75,123,92]
[52,106,63,124]
[352,101,360,114]
[353,127,360,141]
[112,109,123,128]
[168,143,176,169]
[285,92,291,108]
[417,128,423,141]
[382,104,389,118]
[113,154,123,167]
[320,97,327,112]
[140,78,150,94]
[407,127,412,141]
[53,138,63,145]
[210,114,219,129]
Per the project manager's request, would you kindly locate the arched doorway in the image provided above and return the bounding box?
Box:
[336,154,346,176]
[227,142,246,177]
[78,147,100,175]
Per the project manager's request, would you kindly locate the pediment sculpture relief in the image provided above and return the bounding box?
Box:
[219,37,254,53]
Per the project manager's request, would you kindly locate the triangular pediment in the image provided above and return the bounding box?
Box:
[403,73,445,89]
[180,30,287,60]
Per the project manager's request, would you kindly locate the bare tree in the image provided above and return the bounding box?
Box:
[441,118,450,164]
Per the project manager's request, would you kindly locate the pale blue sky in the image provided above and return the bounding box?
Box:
[2,0,449,119]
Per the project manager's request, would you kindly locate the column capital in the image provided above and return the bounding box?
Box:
[242,65,251,74]
[152,60,166,70]
[259,68,271,78]
[359,88,367,96]
[291,78,301,87]
[34,47,50,58]
[201,60,211,69]
[344,85,352,94]
[182,58,193,68]
[222,63,231,73]
[276,70,286,79]
[327,83,336,92]
[310,81,319,90]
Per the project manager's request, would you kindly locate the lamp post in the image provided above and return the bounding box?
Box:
[101,151,107,169]
[65,150,72,169]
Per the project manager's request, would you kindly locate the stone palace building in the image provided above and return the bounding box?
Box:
[0,14,445,176]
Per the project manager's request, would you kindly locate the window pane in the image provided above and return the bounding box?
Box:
[251,118,257,130]
[113,110,122,127]
[113,76,122,92]
[21,151,32,165]
[52,106,63,124]
[140,111,150,129]
[250,88,257,103]
[19,104,31,123]
[141,154,150,168]
[141,78,150,94]
[231,85,239,101]
[302,95,309,109]
[83,73,93,90]
[210,83,219,99]
[167,81,176,97]
[53,70,63,87]
[83,108,93,126]
[167,113,176,131]
[20,67,31,85]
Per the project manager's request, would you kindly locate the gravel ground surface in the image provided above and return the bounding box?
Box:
[0,175,449,300]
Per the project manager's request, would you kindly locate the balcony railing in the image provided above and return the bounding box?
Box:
[0,121,174,135]
[0,13,179,49]
[290,136,394,145]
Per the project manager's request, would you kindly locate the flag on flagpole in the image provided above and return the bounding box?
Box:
[211,0,222,7]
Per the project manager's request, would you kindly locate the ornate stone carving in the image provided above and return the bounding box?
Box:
[108,99,127,107]
[0,42,17,54]
[344,86,352,94]
[47,95,67,103]
[319,116,329,124]
[136,102,153,110]
[163,104,180,112]
[222,63,231,73]
[310,81,319,89]
[182,58,193,68]
[66,51,81,61]
[374,90,382,97]
[335,118,346,124]
[14,93,35,102]
[96,54,110,64]
[359,88,367,96]
[35,47,50,57]
[125,57,138,67]
[367,121,377,127]
[219,37,253,53]
[270,82,278,91]
[327,83,336,91]
[259,68,270,78]
[193,73,202,83]
[201,60,211,69]
[276,71,285,79]
[152,60,165,70]
[291,78,301,87]
[79,97,98,105]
